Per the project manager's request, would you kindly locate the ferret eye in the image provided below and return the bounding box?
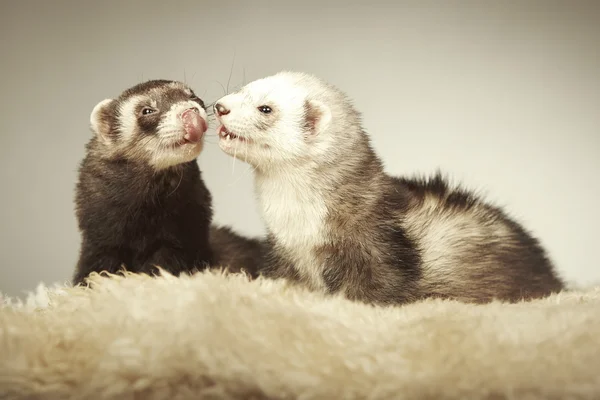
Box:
[190,94,205,108]
[258,105,272,114]
[141,107,155,116]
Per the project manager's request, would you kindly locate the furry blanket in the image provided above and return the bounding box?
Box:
[1,270,599,400]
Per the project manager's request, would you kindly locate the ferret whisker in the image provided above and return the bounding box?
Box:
[227,52,236,95]
[227,155,256,187]
[228,166,250,187]
[231,141,239,175]
[74,80,216,284]
[214,80,226,97]
[158,133,181,139]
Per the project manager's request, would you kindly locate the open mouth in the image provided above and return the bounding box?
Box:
[218,125,246,142]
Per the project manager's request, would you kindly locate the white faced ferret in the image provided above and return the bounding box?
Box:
[73,80,216,285]
[212,71,565,306]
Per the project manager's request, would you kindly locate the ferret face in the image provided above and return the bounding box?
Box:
[213,72,333,169]
[90,80,209,170]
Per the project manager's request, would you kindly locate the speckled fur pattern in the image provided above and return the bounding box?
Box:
[0,271,598,399]
[214,71,565,306]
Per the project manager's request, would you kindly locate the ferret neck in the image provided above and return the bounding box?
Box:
[256,134,386,197]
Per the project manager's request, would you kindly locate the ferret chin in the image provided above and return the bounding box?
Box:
[73,79,214,285]
[212,71,565,306]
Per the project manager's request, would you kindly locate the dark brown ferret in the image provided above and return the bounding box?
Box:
[209,226,267,279]
[73,80,215,285]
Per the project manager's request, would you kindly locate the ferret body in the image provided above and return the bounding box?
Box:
[213,71,564,305]
[73,80,215,285]
[210,226,267,279]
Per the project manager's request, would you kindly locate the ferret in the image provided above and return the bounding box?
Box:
[73,80,216,285]
[212,71,565,306]
[209,226,267,279]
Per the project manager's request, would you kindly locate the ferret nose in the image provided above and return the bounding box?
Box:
[214,103,230,117]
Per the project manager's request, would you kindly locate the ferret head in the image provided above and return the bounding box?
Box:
[213,71,360,170]
[90,80,209,170]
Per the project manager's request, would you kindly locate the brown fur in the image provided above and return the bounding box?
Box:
[209,226,267,279]
[266,143,564,305]
[72,80,274,285]
[72,80,215,285]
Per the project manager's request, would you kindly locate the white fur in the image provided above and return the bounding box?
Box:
[90,98,114,140]
[216,72,333,168]
[0,270,598,399]
[215,72,343,287]
[156,100,207,136]
[148,100,207,170]
[402,194,513,284]
[256,169,328,289]
[107,88,207,170]
[117,95,144,143]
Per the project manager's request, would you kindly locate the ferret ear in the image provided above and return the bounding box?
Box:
[90,99,114,142]
[304,99,331,137]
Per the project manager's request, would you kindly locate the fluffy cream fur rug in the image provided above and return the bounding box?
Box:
[1,270,599,400]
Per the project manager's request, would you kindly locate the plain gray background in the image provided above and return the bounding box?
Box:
[1,1,599,298]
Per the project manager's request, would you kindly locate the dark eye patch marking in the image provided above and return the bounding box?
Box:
[115,80,208,141]
[136,103,162,136]
[190,93,206,110]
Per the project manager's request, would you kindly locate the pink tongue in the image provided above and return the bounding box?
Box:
[181,109,207,143]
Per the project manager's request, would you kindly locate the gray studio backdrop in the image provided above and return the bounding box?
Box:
[1,0,599,298]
